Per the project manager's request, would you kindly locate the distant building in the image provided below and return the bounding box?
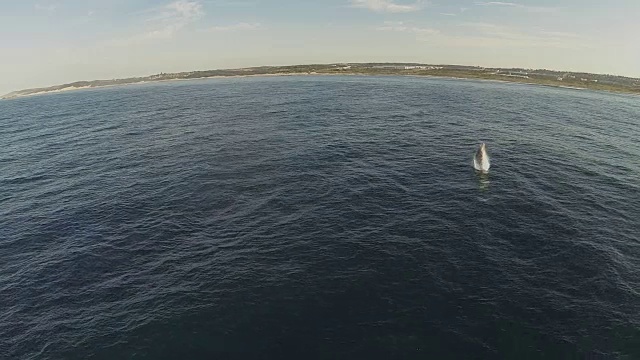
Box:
[404,65,442,70]
[498,70,529,79]
[372,65,405,69]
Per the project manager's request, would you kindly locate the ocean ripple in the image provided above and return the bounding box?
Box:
[1,76,639,359]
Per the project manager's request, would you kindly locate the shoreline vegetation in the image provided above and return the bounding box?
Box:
[3,63,640,99]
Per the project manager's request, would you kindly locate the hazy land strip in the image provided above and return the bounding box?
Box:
[4,63,640,99]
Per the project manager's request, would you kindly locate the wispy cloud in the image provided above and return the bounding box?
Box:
[350,0,424,13]
[538,30,580,38]
[35,3,58,13]
[205,0,260,6]
[113,0,204,44]
[452,22,586,48]
[377,21,439,36]
[440,13,456,16]
[476,1,518,7]
[377,20,401,26]
[375,19,588,49]
[205,22,261,32]
[474,1,557,13]
[146,0,204,25]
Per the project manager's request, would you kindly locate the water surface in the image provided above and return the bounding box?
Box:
[1,76,639,359]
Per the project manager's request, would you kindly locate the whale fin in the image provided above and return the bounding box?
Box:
[473,143,490,172]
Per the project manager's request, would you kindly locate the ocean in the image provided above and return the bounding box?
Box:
[1,75,639,359]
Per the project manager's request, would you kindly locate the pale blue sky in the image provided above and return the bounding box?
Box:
[1,0,639,94]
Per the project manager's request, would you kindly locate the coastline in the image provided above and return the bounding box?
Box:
[2,71,638,100]
[0,72,327,100]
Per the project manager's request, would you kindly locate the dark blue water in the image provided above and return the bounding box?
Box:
[1,76,639,359]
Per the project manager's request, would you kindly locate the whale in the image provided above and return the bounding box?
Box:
[473,143,490,172]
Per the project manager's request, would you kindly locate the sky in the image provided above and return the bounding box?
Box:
[1,0,639,94]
